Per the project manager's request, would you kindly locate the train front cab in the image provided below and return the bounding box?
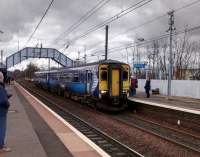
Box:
[98,63,130,110]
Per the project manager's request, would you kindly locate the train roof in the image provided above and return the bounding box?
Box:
[99,59,123,64]
[35,60,129,74]
[71,59,127,67]
[35,70,58,74]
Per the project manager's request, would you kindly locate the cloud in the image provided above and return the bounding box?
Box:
[0,0,200,69]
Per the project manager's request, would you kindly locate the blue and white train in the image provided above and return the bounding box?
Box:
[34,60,131,111]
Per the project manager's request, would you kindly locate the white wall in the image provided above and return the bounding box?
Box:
[137,79,200,99]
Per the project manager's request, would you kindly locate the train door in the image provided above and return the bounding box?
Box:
[86,70,92,94]
[111,69,120,96]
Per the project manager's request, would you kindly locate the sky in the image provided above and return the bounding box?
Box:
[0,0,200,70]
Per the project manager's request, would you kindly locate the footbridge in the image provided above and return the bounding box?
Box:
[6,47,74,69]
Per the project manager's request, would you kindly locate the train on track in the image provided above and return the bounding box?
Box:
[34,60,130,111]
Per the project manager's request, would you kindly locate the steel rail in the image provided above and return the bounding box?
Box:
[111,113,200,154]
[20,83,144,157]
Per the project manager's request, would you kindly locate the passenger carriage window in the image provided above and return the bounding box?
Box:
[61,73,73,82]
[73,77,79,82]
[101,71,107,81]
[73,73,79,82]
[88,73,92,82]
[123,71,128,81]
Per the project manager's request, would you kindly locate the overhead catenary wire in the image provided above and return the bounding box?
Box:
[109,25,200,54]
[117,0,200,40]
[89,24,200,56]
[87,0,200,54]
[66,0,153,46]
[55,0,111,42]
[24,0,55,47]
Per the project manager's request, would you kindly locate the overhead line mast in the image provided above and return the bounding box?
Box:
[167,10,176,98]
[105,25,109,60]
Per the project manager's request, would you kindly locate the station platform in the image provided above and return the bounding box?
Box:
[1,84,108,157]
[129,92,200,115]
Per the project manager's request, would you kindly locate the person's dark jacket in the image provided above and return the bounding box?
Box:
[0,83,11,114]
[144,80,151,91]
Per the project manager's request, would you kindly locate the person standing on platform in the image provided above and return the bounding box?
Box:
[130,76,138,96]
[0,72,11,153]
[144,77,151,98]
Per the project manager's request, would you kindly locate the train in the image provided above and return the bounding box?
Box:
[34,60,131,111]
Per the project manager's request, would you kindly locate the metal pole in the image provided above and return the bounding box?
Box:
[167,10,175,97]
[0,31,3,65]
[105,25,109,60]
[48,58,50,71]
[0,50,3,64]
[47,58,50,82]
[126,48,129,64]
[18,39,20,51]
[84,45,87,64]
[133,44,136,76]
[132,45,135,66]
[78,51,80,66]
[168,27,172,97]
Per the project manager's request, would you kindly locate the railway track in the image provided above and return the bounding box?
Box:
[112,113,200,154]
[19,83,144,157]
[19,81,200,156]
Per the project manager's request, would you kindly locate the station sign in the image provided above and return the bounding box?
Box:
[133,63,146,69]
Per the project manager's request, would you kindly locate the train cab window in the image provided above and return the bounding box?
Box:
[101,71,107,81]
[101,68,107,70]
[123,71,128,81]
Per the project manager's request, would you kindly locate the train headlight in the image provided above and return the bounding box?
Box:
[123,90,127,93]
[123,90,129,98]
[60,84,65,89]
[100,90,107,94]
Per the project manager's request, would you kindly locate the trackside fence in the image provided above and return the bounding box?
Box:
[137,79,200,99]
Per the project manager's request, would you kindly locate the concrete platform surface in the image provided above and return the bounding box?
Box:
[129,92,200,115]
[15,83,109,157]
[1,85,47,157]
[1,84,108,157]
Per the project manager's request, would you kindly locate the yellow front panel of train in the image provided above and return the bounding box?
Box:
[112,69,120,96]
[122,64,130,90]
[99,65,108,91]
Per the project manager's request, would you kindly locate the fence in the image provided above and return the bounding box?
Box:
[137,79,200,99]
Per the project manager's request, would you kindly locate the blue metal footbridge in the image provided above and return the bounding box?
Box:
[6,47,74,69]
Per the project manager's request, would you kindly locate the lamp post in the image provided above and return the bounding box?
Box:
[126,48,129,64]
[0,30,4,65]
[137,38,144,64]
[1,50,3,64]
[134,37,144,77]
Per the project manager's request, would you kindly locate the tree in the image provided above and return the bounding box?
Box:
[24,63,39,79]
[159,38,168,79]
